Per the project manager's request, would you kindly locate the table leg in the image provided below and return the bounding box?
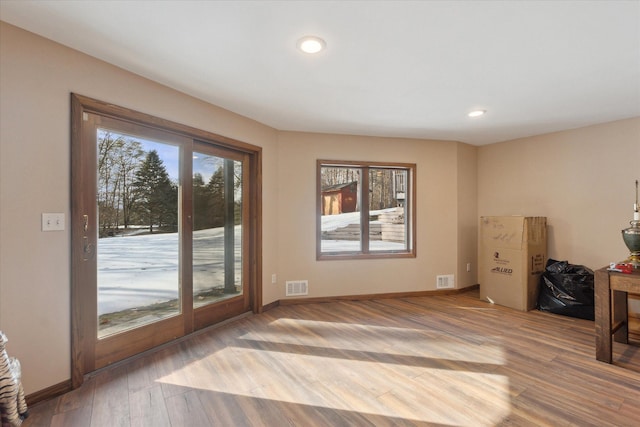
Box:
[612,289,628,344]
[595,268,612,363]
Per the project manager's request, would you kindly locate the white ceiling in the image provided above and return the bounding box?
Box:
[1,0,639,145]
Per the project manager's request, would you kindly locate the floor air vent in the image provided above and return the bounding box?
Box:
[286,280,309,296]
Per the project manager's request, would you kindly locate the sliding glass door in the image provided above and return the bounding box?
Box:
[191,144,250,330]
[71,95,259,383]
[97,130,181,339]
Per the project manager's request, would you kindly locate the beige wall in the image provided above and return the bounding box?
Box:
[457,143,479,286]
[0,22,280,394]
[478,118,640,270]
[275,132,476,299]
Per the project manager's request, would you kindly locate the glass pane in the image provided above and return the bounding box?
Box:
[320,166,361,253]
[193,153,243,308]
[369,168,407,252]
[97,130,180,338]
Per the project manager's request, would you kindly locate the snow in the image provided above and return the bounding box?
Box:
[320,207,398,232]
[320,208,405,252]
[321,240,405,252]
[98,208,404,315]
[98,227,241,315]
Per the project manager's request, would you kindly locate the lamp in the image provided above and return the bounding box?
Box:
[621,179,640,268]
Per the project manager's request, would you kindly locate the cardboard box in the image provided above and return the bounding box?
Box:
[479,216,547,311]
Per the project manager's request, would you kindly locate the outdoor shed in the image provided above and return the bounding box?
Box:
[321,182,358,215]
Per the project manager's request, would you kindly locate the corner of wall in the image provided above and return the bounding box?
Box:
[456,142,479,288]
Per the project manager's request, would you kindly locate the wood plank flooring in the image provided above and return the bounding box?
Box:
[23,290,640,426]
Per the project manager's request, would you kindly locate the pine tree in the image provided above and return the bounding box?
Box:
[133,150,176,233]
[206,167,226,228]
[193,172,209,230]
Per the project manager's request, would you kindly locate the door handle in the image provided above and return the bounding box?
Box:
[81,215,94,261]
[82,236,95,261]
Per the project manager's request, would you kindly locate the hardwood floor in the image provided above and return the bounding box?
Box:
[23,290,640,426]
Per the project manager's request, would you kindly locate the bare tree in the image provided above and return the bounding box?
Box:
[97,131,144,237]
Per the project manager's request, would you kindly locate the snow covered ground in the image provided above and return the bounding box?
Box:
[98,227,241,315]
[98,209,403,315]
[320,240,405,252]
[320,208,405,252]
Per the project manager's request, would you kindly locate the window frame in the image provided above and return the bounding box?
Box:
[316,159,416,260]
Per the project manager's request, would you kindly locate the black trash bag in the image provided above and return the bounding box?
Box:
[537,258,594,320]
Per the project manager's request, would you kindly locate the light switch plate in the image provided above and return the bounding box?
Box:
[42,213,65,231]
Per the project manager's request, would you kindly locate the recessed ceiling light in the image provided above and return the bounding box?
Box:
[468,110,486,118]
[297,36,326,54]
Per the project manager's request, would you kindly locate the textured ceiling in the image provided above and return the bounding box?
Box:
[1,0,639,145]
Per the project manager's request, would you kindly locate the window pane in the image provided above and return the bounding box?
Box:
[320,166,361,253]
[193,153,243,308]
[369,168,408,252]
[97,130,180,337]
[318,160,414,259]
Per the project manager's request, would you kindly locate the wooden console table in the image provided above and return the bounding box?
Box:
[594,266,640,363]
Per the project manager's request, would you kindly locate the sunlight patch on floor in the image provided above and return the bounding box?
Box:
[157,319,511,425]
[239,318,506,365]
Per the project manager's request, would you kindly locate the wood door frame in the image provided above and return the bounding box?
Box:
[70,93,263,388]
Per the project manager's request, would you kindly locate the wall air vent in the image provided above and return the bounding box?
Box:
[286,280,309,296]
[436,274,455,289]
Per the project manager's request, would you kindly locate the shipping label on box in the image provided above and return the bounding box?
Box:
[531,253,545,275]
